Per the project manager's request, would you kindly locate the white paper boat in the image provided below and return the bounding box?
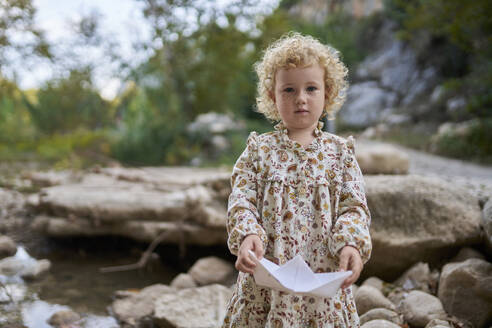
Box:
[248,250,352,298]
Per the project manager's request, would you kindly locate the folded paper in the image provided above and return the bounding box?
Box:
[248,250,352,298]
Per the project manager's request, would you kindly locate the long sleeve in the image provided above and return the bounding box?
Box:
[226,132,268,256]
[330,136,372,264]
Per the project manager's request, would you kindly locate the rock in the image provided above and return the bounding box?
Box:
[187,112,240,135]
[153,284,232,328]
[400,290,446,327]
[357,39,432,99]
[0,256,25,276]
[48,310,81,327]
[170,273,197,289]
[425,319,451,328]
[360,124,390,139]
[0,283,27,303]
[340,81,397,128]
[361,277,384,292]
[438,258,492,328]
[430,85,444,103]
[38,184,214,223]
[96,166,230,191]
[387,288,408,308]
[359,308,403,326]
[450,247,485,263]
[188,257,235,286]
[29,167,233,246]
[27,170,80,187]
[21,258,51,280]
[32,215,227,246]
[364,175,482,280]
[0,236,17,259]
[483,198,492,256]
[446,97,467,116]
[0,188,25,219]
[112,284,175,326]
[355,285,395,315]
[26,194,41,210]
[355,142,409,174]
[361,319,401,328]
[0,247,50,280]
[394,262,435,293]
[382,112,412,126]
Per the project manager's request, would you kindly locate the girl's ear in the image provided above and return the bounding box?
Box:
[269,90,276,104]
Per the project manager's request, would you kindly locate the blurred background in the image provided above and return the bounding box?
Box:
[1,1,492,327]
[2,0,491,170]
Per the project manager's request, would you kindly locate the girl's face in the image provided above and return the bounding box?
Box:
[271,64,326,134]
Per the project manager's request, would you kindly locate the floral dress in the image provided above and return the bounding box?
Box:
[221,121,372,328]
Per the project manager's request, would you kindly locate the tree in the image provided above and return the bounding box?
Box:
[0,0,51,90]
[23,68,112,135]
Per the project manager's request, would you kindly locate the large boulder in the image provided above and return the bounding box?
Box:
[355,141,409,174]
[29,167,231,246]
[32,215,227,245]
[438,258,492,328]
[112,284,175,327]
[38,184,214,223]
[94,167,230,192]
[364,175,482,280]
[153,284,232,328]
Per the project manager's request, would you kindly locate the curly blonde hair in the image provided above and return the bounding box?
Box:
[254,32,348,122]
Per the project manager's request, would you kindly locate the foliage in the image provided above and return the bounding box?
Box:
[0,0,51,85]
[23,69,113,135]
[110,88,195,166]
[4,0,490,167]
[0,127,114,169]
[286,11,369,69]
[0,82,37,144]
[433,119,492,164]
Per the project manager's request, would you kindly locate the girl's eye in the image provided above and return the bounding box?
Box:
[283,87,294,93]
[307,86,317,92]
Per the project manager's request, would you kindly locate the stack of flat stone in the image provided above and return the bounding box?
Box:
[28,167,231,246]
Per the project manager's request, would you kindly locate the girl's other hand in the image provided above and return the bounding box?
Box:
[338,246,363,289]
[235,234,264,274]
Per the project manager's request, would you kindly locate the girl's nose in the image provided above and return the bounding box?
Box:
[296,90,307,104]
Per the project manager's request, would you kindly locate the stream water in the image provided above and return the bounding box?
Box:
[0,236,183,328]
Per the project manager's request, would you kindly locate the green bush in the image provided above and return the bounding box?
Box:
[433,119,492,164]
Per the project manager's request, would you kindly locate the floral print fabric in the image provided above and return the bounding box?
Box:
[222,121,371,328]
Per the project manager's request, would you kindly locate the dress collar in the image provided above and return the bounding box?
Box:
[274,121,324,137]
[274,121,324,151]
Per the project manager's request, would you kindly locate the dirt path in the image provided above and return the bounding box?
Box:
[360,139,492,202]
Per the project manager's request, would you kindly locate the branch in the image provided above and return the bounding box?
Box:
[99,229,172,273]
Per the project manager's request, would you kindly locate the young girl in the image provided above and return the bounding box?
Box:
[222,32,372,328]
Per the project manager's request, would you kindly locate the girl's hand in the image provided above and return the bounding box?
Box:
[235,234,264,274]
[338,246,363,289]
